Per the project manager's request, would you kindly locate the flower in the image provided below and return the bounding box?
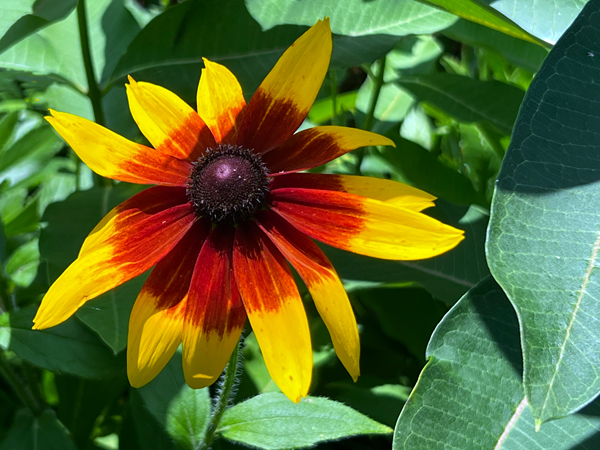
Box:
[33,19,464,402]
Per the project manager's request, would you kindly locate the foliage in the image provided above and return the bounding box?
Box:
[0,0,598,448]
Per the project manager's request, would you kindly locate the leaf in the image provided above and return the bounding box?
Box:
[491,0,588,45]
[323,200,490,304]
[0,0,77,54]
[245,0,457,36]
[219,392,391,449]
[4,238,39,287]
[137,353,211,450]
[443,18,548,73]
[398,73,525,135]
[109,0,403,106]
[0,409,77,450]
[486,0,600,425]
[420,0,547,47]
[76,274,147,354]
[0,307,124,379]
[393,277,600,449]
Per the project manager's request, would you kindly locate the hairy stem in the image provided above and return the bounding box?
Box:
[199,340,241,450]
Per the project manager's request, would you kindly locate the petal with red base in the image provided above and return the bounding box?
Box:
[236,19,331,154]
[79,187,190,256]
[126,77,215,162]
[270,173,436,211]
[263,126,394,174]
[33,202,196,330]
[256,210,359,381]
[182,225,246,389]
[46,111,192,186]
[270,188,464,261]
[128,219,211,388]
[233,221,312,402]
[196,59,246,145]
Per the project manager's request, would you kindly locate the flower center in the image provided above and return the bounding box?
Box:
[187,145,269,224]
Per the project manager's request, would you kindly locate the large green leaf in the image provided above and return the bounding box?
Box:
[0,307,123,379]
[245,0,457,36]
[109,0,403,106]
[398,73,524,135]
[420,0,546,46]
[393,277,600,449]
[0,409,77,450]
[0,0,77,54]
[491,0,588,45]
[219,392,391,449]
[486,0,600,425]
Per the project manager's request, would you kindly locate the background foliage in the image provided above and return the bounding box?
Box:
[0,0,598,449]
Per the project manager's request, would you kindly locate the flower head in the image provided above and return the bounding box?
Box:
[34,19,464,402]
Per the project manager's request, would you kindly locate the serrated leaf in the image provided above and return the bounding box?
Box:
[0,409,77,450]
[0,307,124,379]
[486,0,600,425]
[219,392,391,450]
[393,277,600,449]
[398,73,524,135]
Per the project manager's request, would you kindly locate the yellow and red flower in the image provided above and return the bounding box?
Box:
[33,19,464,402]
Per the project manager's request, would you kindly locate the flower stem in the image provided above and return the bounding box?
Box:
[0,353,45,416]
[199,340,241,450]
[356,57,387,173]
[77,0,105,127]
[329,70,341,126]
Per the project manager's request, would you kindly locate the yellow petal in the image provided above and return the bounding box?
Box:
[257,210,360,381]
[237,19,332,153]
[233,221,312,402]
[126,77,215,162]
[196,59,246,145]
[46,111,191,185]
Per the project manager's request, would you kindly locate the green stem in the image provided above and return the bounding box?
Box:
[0,353,45,416]
[199,340,241,450]
[356,57,386,173]
[77,0,105,127]
[329,70,341,126]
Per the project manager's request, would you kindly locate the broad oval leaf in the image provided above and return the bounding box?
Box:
[0,409,77,450]
[219,392,391,449]
[245,0,457,36]
[393,277,600,449]
[486,0,600,425]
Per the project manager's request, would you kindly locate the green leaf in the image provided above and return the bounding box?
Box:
[491,0,588,45]
[245,0,457,36]
[219,392,391,449]
[109,0,402,106]
[39,184,143,282]
[0,307,124,379]
[0,0,77,53]
[486,0,600,425]
[393,277,600,449]
[398,73,525,135]
[443,19,548,73]
[76,274,147,354]
[137,353,211,450]
[323,200,489,303]
[4,238,39,287]
[0,409,77,450]
[420,0,547,47]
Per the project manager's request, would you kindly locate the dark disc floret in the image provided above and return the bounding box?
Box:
[187,144,270,224]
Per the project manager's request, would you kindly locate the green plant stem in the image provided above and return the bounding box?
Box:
[199,340,241,450]
[355,58,386,174]
[329,70,341,126]
[77,0,105,127]
[0,353,45,416]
